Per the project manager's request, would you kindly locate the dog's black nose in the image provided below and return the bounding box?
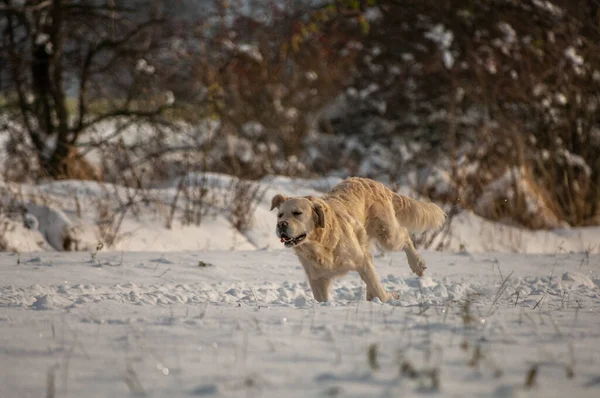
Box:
[277,221,288,229]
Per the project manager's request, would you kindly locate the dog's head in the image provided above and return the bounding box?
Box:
[270,194,325,248]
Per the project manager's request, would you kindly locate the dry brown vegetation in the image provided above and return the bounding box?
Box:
[334,0,600,229]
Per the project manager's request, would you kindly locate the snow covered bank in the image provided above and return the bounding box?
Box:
[1,173,599,255]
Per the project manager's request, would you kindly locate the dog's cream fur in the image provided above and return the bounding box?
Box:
[271,177,446,302]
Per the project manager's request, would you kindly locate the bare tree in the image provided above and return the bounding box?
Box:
[0,0,178,180]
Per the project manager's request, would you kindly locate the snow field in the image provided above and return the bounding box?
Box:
[1,173,600,397]
[1,249,599,397]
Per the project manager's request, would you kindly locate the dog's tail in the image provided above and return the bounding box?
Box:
[392,194,446,233]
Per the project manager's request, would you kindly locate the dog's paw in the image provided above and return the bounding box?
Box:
[409,256,427,277]
[387,291,400,301]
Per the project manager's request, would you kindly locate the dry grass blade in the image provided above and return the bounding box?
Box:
[46,364,58,398]
[487,270,514,315]
[399,358,419,379]
[565,365,574,379]
[468,344,484,368]
[124,362,146,396]
[430,368,441,390]
[461,294,478,325]
[367,343,380,371]
[524,364,538,388]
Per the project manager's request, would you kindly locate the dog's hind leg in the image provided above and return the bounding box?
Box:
[384,226,427,276]
[366,203,407,251]
[403,234,427,277]
[308,278,331,302]
[368,211,427,277]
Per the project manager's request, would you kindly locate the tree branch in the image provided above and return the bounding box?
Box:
[2,2,43,153]
[75,17,165,133]
[78,105,171,133]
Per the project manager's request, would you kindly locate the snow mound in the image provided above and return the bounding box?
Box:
[25,203,75,251]
[561,272,596,288]
[31,294,55,310]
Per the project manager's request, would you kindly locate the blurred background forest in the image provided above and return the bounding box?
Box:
[1,0,600,235]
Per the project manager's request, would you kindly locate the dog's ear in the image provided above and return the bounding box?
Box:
[313,203,325,228]
[270,194,287,211]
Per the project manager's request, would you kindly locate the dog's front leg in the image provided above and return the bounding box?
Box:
[297,255,332,301]
[307,278,331,302]
[359,255,398,302]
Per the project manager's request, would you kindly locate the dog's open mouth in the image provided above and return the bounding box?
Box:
[279,233,307,247]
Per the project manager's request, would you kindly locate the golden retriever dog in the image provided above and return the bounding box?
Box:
[271,177,446,302]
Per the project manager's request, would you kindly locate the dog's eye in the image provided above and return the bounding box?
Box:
[292,211,303,216]
[278,213,283,218]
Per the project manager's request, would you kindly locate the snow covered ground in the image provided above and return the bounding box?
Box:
[0,249,599,397]
[1,174,600,397]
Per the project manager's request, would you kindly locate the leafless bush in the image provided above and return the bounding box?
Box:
[0,185,24,251]
[166,170,235,229]
[165,170,265,232]
[94,185,146,248]
[229,179,267,233]
[0,218,13,251]
[180,175,211,227]
[1,124,40,182]
[95,200,119,248]
[0,185,23,216]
